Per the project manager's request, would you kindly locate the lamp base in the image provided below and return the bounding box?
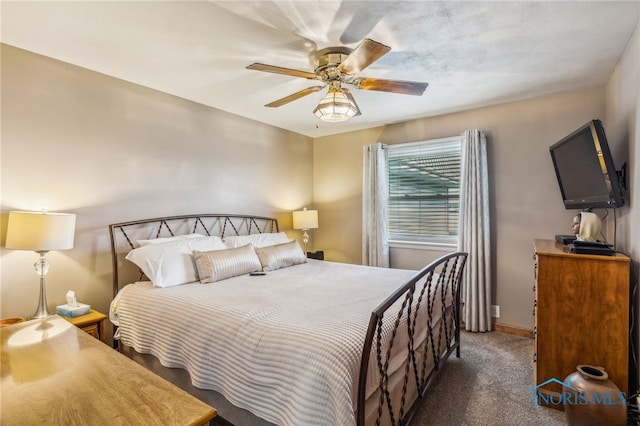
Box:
[30,313,51,320]
[31,253,51,319]
[302,229,310,254]
[30,283,51,319]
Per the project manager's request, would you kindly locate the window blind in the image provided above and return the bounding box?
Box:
[387,137,462,244]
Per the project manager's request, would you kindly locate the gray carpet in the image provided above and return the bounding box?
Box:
[412,330,566,426]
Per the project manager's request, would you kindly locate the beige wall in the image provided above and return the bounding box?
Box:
[311,126,383,262]
[605,14,639,259]
[0,45,313,332]
[314,87,608,330]
[604,13,639,387]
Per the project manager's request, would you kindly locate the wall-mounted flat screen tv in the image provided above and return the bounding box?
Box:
[549,119,624,209]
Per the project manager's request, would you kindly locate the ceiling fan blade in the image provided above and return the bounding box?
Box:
[264,86,324,107]
[352,77,428,96]
[342,88,362,116]
[338,38,391,75]
[247,63,317,80]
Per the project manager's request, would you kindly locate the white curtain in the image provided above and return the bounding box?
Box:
[458,129,492,332]
[362,143,389,267]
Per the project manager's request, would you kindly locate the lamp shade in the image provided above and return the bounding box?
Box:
[292,209,318,230]
[5,211,76,251]
[313,85,360,123]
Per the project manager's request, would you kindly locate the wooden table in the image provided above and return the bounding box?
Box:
[1,315,216,425]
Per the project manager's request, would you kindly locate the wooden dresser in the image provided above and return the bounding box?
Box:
[1,315,216,425]
[533,239,630,405]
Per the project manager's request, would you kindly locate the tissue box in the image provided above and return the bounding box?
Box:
[56,303,90,318]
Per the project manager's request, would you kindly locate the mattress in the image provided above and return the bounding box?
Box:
[111,259,446,426]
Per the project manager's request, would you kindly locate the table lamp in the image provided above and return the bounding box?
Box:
[5,211,76,319]
[292,208,318,254]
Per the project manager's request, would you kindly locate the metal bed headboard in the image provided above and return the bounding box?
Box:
[109,214,279,297]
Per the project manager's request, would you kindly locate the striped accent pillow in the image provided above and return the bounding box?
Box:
[194,244,262,283]
[255,240,307,272]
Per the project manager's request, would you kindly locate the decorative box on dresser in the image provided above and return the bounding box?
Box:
[533,239,630,407]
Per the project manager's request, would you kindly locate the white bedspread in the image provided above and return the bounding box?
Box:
[112,260,432,426]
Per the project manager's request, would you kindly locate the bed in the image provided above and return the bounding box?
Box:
[109,214,467,426]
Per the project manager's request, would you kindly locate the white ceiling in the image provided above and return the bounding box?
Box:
[2,1,638,138]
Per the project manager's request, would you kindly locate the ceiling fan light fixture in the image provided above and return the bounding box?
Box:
[313,84,360,123]
[247,38,427,124]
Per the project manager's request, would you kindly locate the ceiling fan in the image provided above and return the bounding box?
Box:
[246,38,428,123]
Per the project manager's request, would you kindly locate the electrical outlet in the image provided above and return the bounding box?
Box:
[491,305,500,318]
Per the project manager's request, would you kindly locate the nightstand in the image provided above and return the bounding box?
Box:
[62,309,107,343]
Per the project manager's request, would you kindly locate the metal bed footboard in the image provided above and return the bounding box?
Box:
[357,252,468,426]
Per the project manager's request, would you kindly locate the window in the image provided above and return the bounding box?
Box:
[387,136,462,247]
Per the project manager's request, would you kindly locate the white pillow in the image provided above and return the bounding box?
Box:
[223,232,288,249]
[125,236,227,288]
[137,233,209,247]
[193,244,262,283]
[255,240,307,272]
